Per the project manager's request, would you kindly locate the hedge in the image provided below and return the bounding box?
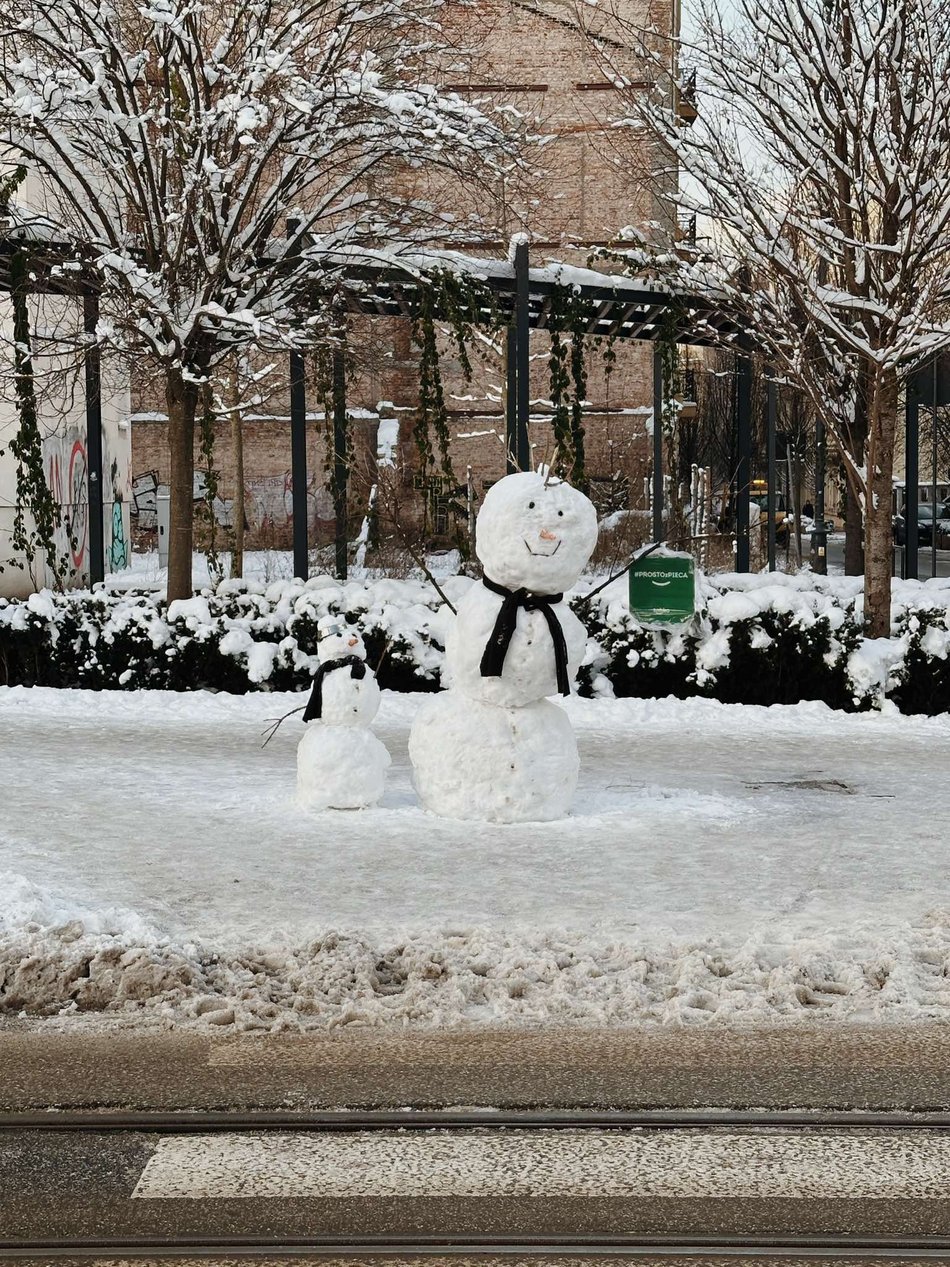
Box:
[2,571,950,714]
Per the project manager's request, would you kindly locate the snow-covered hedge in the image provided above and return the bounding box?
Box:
[0,576,456,696]
[2,570,950,713]
[580,571,950,713]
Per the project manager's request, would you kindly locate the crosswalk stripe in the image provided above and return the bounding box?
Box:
[132,1129,950,1200]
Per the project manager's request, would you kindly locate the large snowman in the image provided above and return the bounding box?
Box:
[297,618,391,811]
[409,470,598,822]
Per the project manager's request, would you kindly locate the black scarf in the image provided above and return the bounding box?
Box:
[303,655,367,722]
[479,576,571,696]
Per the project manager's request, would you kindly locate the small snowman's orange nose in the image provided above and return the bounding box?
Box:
[348,636,358,646]
[539,528,558,541]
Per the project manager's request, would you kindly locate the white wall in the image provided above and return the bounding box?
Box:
[0,293,131,598]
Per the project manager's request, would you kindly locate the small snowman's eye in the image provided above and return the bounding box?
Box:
[528,501,535,509]
[558,510,564,517]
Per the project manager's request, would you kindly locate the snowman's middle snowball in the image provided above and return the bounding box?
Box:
[409,692,579,822]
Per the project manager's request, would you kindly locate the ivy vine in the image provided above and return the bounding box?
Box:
[6,243,71,584]
[546,285,593,489]
[195,381,224,584]
[313,329,354,522]
[656,301,691,547]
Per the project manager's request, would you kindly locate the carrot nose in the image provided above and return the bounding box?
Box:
[539,528,558,541]
[348,637,358,646]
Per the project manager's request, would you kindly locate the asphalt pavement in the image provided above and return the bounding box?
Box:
[4,1118,950,1252]
[821,535,950,578]
[4,1023,950,1112]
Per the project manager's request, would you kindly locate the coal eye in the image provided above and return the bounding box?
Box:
[528,501,535,509]
[558,510,564,517]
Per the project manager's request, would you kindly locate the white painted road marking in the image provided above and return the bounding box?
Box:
[132,1129,950,1200]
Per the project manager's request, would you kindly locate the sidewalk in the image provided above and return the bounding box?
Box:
[2,1023,949,1111]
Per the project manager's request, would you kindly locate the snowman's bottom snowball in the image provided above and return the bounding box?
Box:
[297,723,391,810]
[408,692,579,823]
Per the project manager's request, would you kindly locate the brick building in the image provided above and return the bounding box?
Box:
[130,0,687,555]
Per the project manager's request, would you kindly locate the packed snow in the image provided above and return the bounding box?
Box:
[411,473,597,822]
[3,685,950,1030]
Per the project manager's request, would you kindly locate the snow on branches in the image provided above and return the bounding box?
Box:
[0,0,518,370]
[592,0,950,635]
[0,0,524,598]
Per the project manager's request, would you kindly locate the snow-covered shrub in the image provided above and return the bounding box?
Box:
[575,596,699,701]
[0,577,448,695]
[2,569,950,713]
[889,606,950,715]
[577,571,948,713]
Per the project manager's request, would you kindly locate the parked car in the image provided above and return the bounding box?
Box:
[892,502,950,546]
[749,482,789,544]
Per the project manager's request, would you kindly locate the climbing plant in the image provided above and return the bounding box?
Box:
[313,326,354,529]
[546,285,594,489]
[195,381,224,583]
[656,301,690,548]
[5,233,72,585]
[408,269,499,537]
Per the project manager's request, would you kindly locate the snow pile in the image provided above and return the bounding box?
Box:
[10,916,950,1030]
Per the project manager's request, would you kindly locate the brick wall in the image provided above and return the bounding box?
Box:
[129,0,676,550]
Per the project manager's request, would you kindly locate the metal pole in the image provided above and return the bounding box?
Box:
[286,218,309,581]
[83,292,105,586]
[811,416,827,574]
[766,371,777,572]
[514,239,530,471]
[505,325,518,475]
[905,384,919,579]
[332,341,348,582]
[735,345,752,572]
[652,346,664,542]
[289,347,308,581]
[932,358,939,580]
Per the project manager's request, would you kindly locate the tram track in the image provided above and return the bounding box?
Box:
[4,1233,950,1260]
[4,1107,950,1132]
[4,1109,950,1261]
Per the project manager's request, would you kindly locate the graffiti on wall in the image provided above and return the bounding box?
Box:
[130,469,334,546]
[42,428,131,579]
[45,433,89,571]
[246,472,334,537]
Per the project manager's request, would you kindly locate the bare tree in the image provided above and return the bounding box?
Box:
[592,0,950,634]
[1,0,520,599]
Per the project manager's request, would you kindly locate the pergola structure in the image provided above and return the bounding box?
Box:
[292,239,767,579]
[1,235,782,587]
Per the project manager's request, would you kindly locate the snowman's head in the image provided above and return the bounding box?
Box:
[476,471,598,593]
[316,617,366,664]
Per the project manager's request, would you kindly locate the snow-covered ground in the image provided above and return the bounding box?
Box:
[3,686,950,1030]
[105,547,465,590]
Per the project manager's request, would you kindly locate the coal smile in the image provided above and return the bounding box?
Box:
[523,538,562,557]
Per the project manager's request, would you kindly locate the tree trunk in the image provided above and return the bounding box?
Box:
[229,369,245,580]
[790,449,803,568]
[166,371,199,603]
[864,366,899,638]
[844,483,864,574]
[844,364,869,575]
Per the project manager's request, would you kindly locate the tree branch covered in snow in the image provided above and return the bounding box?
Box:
[0,0,525,598]
[587,0,950,635]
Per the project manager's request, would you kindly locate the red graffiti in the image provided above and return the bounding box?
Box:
[68,440,88,568]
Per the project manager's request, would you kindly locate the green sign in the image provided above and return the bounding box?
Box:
[629,553,696,625]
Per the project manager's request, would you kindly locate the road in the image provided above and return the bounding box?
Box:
[5,1119,950,1252]
[6,1024,950,1112]
[823,534,950,578]
[8,990,950,1261]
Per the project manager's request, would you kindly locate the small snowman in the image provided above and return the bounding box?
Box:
[296,617,391,811]
[409,470,598,822]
